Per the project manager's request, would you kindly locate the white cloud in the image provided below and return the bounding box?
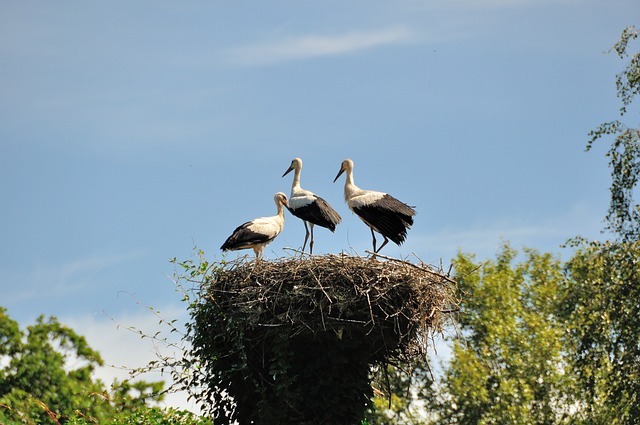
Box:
[63,307,200,413]
[223,27,420,66]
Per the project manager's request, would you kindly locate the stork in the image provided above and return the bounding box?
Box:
[333,159,416,253]
[220,192,288,260]
[282,157,342,254]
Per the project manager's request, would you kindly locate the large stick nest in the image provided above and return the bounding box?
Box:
[190,253,458,424]
[206,252,456,360]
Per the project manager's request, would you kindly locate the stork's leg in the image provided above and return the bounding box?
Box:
[302,221,310,253]
[370,227,377,253]
[375,236,390,253]
[254,245,265,262]
[309,223,315,255]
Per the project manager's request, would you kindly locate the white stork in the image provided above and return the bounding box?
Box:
[333,159,416,253]
[282,157,342,254]
[220,192,288,260]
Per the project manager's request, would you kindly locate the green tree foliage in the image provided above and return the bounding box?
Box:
[587,26,640,241]
[0,307,210,425]
[426,246,576,425]
[365,362,434,425]
[0,308,109,424]
[560,24,640,424]
[66,407,212,425]
[562,240,640,423]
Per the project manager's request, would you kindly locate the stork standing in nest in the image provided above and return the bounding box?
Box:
[282,157,342,254]
[221,192,288,260]
[333,159,416,253]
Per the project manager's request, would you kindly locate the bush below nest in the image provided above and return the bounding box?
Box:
[183,253,457,425]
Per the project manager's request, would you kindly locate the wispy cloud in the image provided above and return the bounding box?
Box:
[2,251,146,304]
[223,27,419,66]
[402,202,605,265]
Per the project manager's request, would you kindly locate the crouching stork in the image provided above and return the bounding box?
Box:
[333,159,416,253]
[282,157,342,254]
[221,192,288,260]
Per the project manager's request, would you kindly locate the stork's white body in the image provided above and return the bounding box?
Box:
[283,158,341,254]
[343,186,387,211]
[288,187,316,210]
[334,159,416,253]
[220,192,288,260]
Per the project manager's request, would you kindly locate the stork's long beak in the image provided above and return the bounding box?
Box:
[282,164,294,178]
[333,167,345,183]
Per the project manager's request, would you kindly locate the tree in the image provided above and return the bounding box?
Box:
[587,26,640,241]
[561,239,640,423]
[425,245,576,424]
[365,362,434,425]
[0,307,209,424]
[560,24,640,424]
[0,308,109,424]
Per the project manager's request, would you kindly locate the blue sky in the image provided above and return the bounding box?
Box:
[1,0,637,410]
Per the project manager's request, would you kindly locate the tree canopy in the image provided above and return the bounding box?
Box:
[0,307,210,425]
[565,24,640,423]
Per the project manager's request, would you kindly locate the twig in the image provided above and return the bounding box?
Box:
[365,250,459,286]
[282,247,311,256]
[366,291,375,324]
[438,308,460,314]
[327,316,368,324]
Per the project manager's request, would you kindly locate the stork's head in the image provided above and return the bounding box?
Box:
[282,157,302,177]
[274,192,289,207]
[333,159,354,183]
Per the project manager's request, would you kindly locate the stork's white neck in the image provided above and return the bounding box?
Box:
[291,166,302,190]
[276,201,286,219]
[343,168,361,201]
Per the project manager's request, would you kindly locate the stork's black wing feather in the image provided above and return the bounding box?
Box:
[353,194,415,245]
[289,195,342,231]
[221,221,273,251]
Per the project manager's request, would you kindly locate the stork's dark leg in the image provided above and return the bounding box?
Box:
[309,223,315,255]
[302,221,310,253]
[370,227,377,253]
[375,236,390,253]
